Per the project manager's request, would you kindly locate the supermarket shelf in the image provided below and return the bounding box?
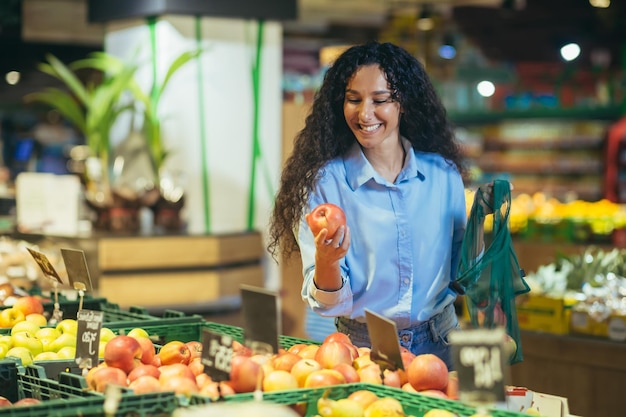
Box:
[449,105,623,125]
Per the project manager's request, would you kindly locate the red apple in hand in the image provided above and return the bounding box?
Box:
[306,203,346,238]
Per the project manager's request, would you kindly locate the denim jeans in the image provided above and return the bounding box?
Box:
[335,302,460,370]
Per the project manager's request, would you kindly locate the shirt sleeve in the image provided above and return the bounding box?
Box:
[450,173,467,282]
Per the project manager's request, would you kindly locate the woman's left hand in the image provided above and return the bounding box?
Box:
[475,181,513,215]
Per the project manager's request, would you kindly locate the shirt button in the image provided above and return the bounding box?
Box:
[404,278,410,285]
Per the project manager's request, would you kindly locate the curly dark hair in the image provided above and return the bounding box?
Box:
[268,41,465,260]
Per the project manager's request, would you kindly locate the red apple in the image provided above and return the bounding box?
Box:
[323,331,352,345]
[134,337,156,365]
[347,390,379,409]
[303,369,345,388]
[158,363,196,383]
[195,372,213,389]
[314,341,353,369]
[14,398,42,407]
[127,364,161,383]
[407,353,449,392]
[232,340,252,357]
[446,371,459,400]
[188,357,205,376]
[199,381,236,400]
[186,341,203,360]
[357,363,383,385]
[0,396,12,407]
[91,366,128,393]
[402,382,418,393]
[273,351,302,372]
[158,340,191,366]
[333,362,360,383]
[229,354,264,393]
[104,335,142,374]
[262,369,299,392]
[383,369,403,388]
[298,344,319,360]
[286,343,308,355]
[129,375,161,394]
[13,296,44,317]
[306,203,346,238]
[160,375,199,396]
[419,389,449,399]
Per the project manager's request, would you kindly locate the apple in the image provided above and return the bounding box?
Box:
[36,327,61,341]
[314,341,353,369]
[504,334,518,361]
[34,351,60,361]
[157,340,191,366]
[419,389,450,399]
[128,364,161,383]
[55,319,78,335]
[0,335,13,349]
[382,369,402,388]
[286,343,308,355]
[0,344,9,359]
[357,363,383,385]
[188,357,205,377]
[158,363,196,383]
[347,389,379,409]
[407,353,449,392]
[305,203,347,238]
[129,375,161,394]
[13,296,44,317]
[6,346,34,366]
[134,337,156,365]
[0,308,25,328]
[0,396,12,407]
[352,354,375,370]
[57,346,76,360]
[199,381,236,400]
[24,313,47,327]
[12,332,43,356]
[297,344,319,360]
[446,371,459,400]
[185,341,202,360]
[333,362,360,383]
[263,369,299,392]
[232,340,252,357]
[46,333,77,353]
[127,328,150,339]
[100,327,116,343]
[160,375,199,396]
[303,369,345,388]
[195,373,212,389]
[104,335,142,373]
[91,366,128,393]
[272,351,301,372]
[10,320,40,337]
[229,354,264,393]
[14,398,42,407]
[290,358,323,387]
[402,381,418,393]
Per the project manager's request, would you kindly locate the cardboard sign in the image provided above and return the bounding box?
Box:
[76,309,103,370]
[60,248,93,293]
[364,309,404,371]
[26,247,63,284]
[201,328,233,382]
[449,328,508,405]
[240,284,280,354]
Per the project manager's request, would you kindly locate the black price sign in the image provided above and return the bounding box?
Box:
[76,309,103,369]
[450,328,508,405]
[27,248,63,284]
[365,309,404,371]
[60,248,93,293]
[240,284,280,355]
[201,328,234,382]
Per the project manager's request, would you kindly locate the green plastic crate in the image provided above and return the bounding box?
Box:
[189,382,530,417]
[0,359,180,417]
[201,321,317,349]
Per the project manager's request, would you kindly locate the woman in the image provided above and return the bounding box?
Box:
[268,41,493,368]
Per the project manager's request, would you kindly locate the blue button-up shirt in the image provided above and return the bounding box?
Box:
[298,139,466,330]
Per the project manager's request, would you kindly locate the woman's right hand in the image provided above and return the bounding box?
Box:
[313,224,350,262]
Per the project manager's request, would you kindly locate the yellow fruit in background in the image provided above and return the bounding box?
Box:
[25,313,48,327]
[127,328,150,339]
[12,332,43,356]
[100,327,116,342]
[34,351,60,361]
[36,327,61,340]
[47,332,76,352]
[57,346,76,359]
[10,320,40,337]
[0,335,13,349]
[364,397,404,417]
[0,344,8,359]
[526,407,541,416]
[56,319,78,335]
[6,346,34,366]
[424,410,457,417]
[318,397,364,417]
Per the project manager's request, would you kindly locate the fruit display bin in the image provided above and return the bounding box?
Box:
[201,321,317,350]
[0,359,179,417]
[188,382,529,417]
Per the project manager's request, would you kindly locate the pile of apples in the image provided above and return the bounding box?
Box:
[223,331,458,401]
[0,396,41,408]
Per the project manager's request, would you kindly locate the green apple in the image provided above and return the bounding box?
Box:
[25,313,48,327]
[36,327,61,341]
[6,346,34,366]
[0,335,13,349]
[12,332,43,356]
[99,341,107,359]
[34,351,61,361]
[10,320,40,337]
[47,332,77,353]
[127,328,150,339]
[55,319,78,335]
[0,344,8,359]
[57,346,76,360]
[0,307,25,328]
[100,327,116,343]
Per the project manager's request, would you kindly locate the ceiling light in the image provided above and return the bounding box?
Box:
[560,43,581,62]
[438,33,456,59]
[5,71,20,85]
[477,81,496,98]
[416,5,435,31]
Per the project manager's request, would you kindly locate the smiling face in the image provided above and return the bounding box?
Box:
[343,64,402,151]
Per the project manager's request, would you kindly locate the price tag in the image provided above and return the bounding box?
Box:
[240,284,280,355]
[60,248,93,293]
[26,247,63,284]
[449,328,509,405]
[76,309,103,370]
[364,309,404,371]
[201,328,234,382]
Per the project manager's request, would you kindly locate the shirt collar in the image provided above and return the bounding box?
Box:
[343,137,423,191]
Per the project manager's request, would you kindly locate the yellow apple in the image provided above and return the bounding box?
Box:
[0,344,8,359]
[25,313,48,327]
[57,346,76,360]
[0,307,25,328]
[99,341,107,358]
[56,319,78,335]
[34,351,61,361]
[10,320,40,337]
[0,335,13,349]
[100,327,116,343]
[12,332,43,356]
[36,327,61,341]
[127,328,150,339]
[47,332,77,352]
[6,346,34,366]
